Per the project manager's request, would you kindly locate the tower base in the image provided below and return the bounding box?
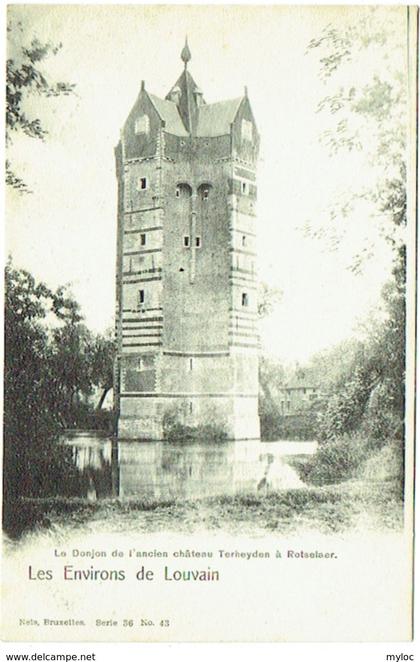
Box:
[117,394,260,441]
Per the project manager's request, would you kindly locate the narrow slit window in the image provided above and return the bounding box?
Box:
[198,183,212,200]
[175,187,180,198]
[189,401,193,414]
[184,236,190,248]
[195,237,201,248]
[137,177,147,191]
[140,233,146,246]
[242,235,247,247]
[139,289,145,305]
[242,292,249,307]
[189,358,193,371]
[241,181,249,195]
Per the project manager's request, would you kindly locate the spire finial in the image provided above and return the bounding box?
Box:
[181,36,191,68]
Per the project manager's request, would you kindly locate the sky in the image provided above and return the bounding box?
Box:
[6,4,408,363]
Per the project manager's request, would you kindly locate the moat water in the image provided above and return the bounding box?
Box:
[62,432,317,500]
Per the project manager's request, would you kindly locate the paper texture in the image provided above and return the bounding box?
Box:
[2,4,416,643]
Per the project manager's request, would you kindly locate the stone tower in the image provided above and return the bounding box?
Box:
[114,40,260,440]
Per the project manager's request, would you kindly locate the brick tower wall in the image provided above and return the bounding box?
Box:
[115,88,260,440]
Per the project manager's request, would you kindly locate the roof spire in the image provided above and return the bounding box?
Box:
[181,36,191,69]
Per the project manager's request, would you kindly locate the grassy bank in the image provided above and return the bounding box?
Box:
[4,435,404,542]
[5,477,402,541]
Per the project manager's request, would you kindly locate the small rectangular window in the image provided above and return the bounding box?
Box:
[175,187,180,198]
[184,236,190,248]
[242,235,247,247]
[139,290,145,305]
[140,233,146,246]
[241,181,249,195]
[135,115,150,135]
[242,119,253,142]
[242,292,249,307]
[195,237,201,248]
[137,177,147,191]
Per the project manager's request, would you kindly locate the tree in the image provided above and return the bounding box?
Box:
[3,261,115,508]
[306,7,407,272]
[304,8,407,449]
[4,261,75,503]
[6,19,75,192]
[257,281,283,318]
[87,330,116,411]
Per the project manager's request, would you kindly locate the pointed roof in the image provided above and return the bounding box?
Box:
[196,97,244,137]
[126,40,252,139]
[148,93,189,136]
[167,68,201,134]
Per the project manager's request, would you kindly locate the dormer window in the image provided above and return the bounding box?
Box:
[137,177,147,191]
[169,86,181,104]
[203,189,209,200]
[135,115,150,135]
[194,88,204,107]
[241,119,253,142]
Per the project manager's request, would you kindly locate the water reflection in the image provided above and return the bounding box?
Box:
[62,433,317,500]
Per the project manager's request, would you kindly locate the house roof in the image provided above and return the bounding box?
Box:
[195,98,243,137]
[149,91,244,138]
[283,378,319,390]
[148,93,189,137]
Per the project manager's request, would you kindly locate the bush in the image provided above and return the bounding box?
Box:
[362,439,404,489]
[162,403,228,442]
[67,402,116,433]
[300,434,370,485]
[2,437,80,532]
[260,412,318,441]
[163,422,228,443]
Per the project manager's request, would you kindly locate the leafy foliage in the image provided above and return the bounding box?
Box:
[3,261,116,510]
[257,281,283,318]
[306,7,407,271]
[299,434,370,485]
[6,20,75,192]
[300,9,407,484]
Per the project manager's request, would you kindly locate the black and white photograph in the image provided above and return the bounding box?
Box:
[2,3,417,647]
